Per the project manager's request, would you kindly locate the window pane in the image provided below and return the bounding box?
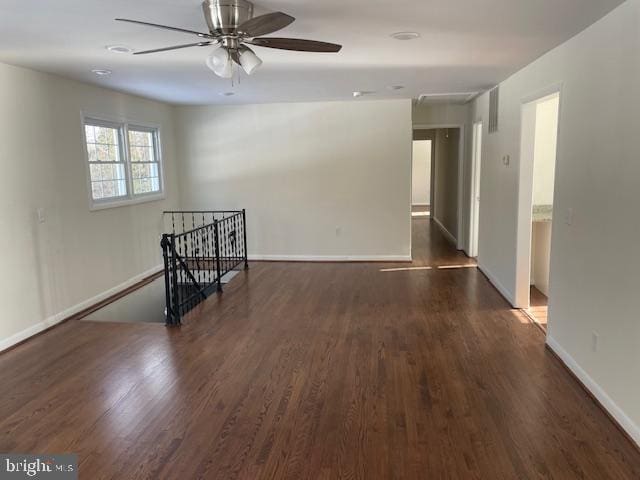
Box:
[85,121,128,202]
[95,126,118,145]
[91,182,103,200]
[129,130,153,147]
[128,128,161,196]
[85,125,96,143]
[128,129,156,163]
[133,176,160,195]
[130,145,154,163]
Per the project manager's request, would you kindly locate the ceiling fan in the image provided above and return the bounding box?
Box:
[116,0,342,78]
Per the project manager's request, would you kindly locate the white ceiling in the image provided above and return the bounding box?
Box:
[0,0,624,105]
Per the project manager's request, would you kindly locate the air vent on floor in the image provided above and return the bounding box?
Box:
[489,87,499,134]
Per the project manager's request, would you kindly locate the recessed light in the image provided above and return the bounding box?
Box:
[91,69,112,77]
[106,45,132,54]
[390,32,420,41]
[388,85,405,91]
[353,91,376,98]
[220,92,235,96]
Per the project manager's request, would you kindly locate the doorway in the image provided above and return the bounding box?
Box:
[412,139,432,218]
[469,121,483,257]
[515,91,561,330]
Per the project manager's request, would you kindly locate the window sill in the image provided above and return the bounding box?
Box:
[89,193,166,211]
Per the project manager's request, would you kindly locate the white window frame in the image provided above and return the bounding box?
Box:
[81,113,165,211]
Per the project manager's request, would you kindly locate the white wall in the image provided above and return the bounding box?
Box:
[532,94,560,206]
[0,62,179,350]
[412,140,431,205]
[471,0,640,445]
[175,99,413,260]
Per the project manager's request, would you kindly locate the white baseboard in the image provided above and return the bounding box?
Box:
[248,254,412,262]
[0,264,163,353]
[546,336,640,448]
[477,261,516,307]
[432,216,457,246]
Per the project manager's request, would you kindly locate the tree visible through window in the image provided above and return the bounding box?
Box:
[129,128,160,195]
[83,117,163,208]
[85,122,127,201]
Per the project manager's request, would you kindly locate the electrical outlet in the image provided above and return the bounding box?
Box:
[502,155,510,166]
[592,332,599,352]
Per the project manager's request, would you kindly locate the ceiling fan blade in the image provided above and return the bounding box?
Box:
[239,12,295,37]
[247,37,342,53]
[116,18,214,39]
[134,42,214,55]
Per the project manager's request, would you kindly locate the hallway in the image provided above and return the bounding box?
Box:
[0,219,638,479]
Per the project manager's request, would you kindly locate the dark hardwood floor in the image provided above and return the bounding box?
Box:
[1,217,639,479]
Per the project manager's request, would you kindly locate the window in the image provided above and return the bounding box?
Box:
[83,117,163,209]
[85,121,128,201]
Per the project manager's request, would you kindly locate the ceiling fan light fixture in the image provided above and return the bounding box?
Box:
[238,46,262,75]
[390,31,420,41]
[91,69,112,77]
[206,47,233,78]
[106,45,133,54]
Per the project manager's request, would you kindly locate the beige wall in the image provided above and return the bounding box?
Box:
[175,99,413,260]
[531,222,552,296]
[471,0,640,445]
[412,103,469,126]
[412,140,431,205]
[532,95,560,206]
[0,62,179,350]
[433,129,460,240]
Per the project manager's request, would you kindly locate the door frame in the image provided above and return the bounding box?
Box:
[514,83,563,310]
[469,120,483,258]
[413,123,465,251]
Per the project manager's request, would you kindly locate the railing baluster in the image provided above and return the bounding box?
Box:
[170,234,180,325]
[214,219,223,293]
[160,210,247,321]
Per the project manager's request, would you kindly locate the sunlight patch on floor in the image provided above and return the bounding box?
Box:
[380,264,476,273]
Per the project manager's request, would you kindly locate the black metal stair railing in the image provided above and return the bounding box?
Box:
[161,210,248,326]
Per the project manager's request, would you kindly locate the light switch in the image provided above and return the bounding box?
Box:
[502,155,510,166]
[564,208,574,226]
[36,208,46,224]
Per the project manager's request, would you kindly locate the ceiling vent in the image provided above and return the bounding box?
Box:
[489,87,499,134]
[416,92,478,106]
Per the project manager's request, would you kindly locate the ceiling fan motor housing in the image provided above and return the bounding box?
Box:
[202,0,254,36]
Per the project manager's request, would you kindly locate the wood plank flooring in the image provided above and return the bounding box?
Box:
[1,217,639,479]
[529,286,549,330]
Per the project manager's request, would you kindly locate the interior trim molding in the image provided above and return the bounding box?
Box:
[432,216,457,246]
[248,255,412,263]
[546,336,640,449]
[0,264,163,353]
[477,261,516,307]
